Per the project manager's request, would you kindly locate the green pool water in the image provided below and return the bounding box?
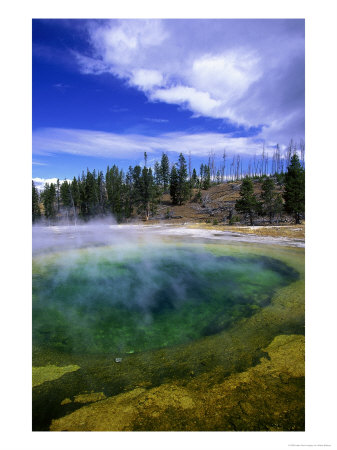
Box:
[32,245,299,355]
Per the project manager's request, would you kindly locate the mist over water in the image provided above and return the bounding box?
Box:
[32,218,304,257]
[32,223,299,355]
[33,218,123,254]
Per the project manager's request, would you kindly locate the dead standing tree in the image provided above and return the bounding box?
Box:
[221,149,226,182]
[299,139,305,168]
[208,150,216,182]
[188,150,192,180]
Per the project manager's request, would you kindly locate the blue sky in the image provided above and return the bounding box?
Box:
[32,19,304,187]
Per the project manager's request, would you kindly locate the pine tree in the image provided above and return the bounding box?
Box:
[154,161,162,186]
[235,177,261,226]
[149,169,161,217]
[32,181,41,222]
[69,177,80,223]
[273,193,284,224]
[176,153,189,205]
[123,166,134,219]
[79,171,88,218]
[97,170,107,215]
[106,165,123,220]
[283,154,305,224]
[138,164,159,220]
[56,179,60,213]
[191,168,198,188]
[130,154,160,220]
[60,180,71,208]
[160,153,170,192]
[132,165,142,207]
[202,164,211,190]
[169,165,179,205]
[86,169,99,216]
[60,180,72,222]
[139,165,152,220]
[261,177,280,224]
[42,183,57,221]
[153,160,164,203]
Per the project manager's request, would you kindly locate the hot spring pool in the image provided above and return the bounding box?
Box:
[32,239,305,431]
[33,245,298,355]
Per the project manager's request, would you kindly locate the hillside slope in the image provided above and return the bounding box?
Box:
[152,179,287,225]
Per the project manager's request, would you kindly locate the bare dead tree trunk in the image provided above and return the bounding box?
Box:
[285,140,293,172]
[236,155,240,180]
[300,139,305,168]
[208,149,216,181]
[221,149,226,183]
[276,144,281,174]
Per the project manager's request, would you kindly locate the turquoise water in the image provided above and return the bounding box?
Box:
[32,246,298,355]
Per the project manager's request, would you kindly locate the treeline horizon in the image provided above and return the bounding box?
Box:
[32,140,305,224]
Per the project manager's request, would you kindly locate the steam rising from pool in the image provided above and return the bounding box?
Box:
[32,226,299,355]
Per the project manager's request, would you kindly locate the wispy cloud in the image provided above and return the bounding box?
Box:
[32,161,47,166]
[109,107,129,113]
[53,83,71,94]
[33,127,275,160]
[53,83,70,89]
[144,118,169,123]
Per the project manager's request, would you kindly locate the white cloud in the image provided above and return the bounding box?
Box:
[77,20,168,78]
[33,127,270,161]
[130,69,163,90]
[151,86,220,117]
[191,51,261,103]
[74,19,304,145]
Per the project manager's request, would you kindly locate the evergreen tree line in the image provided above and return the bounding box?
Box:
[32,151,304,224]
[32,152,202,223]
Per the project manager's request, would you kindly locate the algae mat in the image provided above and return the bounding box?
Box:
[32,241,304,431]
[50,334,304,431]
